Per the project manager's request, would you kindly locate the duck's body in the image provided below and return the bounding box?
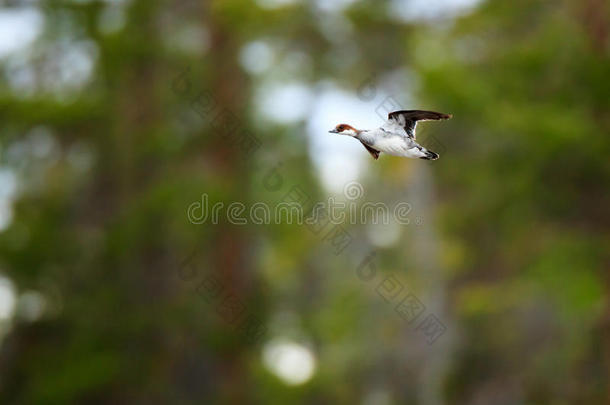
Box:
[358,128,433,159]
[329,110,451,160]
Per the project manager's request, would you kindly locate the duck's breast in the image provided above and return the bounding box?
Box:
[370,133,409,156]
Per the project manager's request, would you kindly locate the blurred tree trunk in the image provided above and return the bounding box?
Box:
[579,2,610,402]
[602,263,610,405]
[409,165,453,405]
[581,0,608,52]
[205,4,250,404]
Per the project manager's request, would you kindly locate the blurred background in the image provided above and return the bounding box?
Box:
[0,0,609,403]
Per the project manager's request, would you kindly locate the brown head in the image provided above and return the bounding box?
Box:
[329,124,359,137]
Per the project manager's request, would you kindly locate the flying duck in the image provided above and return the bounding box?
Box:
[329,110,451,160]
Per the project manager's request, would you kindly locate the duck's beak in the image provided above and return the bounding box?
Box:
[329,129,339,134]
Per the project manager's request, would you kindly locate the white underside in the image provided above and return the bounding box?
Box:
[367,134,427,158]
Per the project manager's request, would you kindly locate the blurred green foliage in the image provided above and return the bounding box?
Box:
[0,0,608,404]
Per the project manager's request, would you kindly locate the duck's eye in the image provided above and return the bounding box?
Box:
[337,126,343,130]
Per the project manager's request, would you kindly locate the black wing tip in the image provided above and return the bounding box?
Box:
[388,110,453,120]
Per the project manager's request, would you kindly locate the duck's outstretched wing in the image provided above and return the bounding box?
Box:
[360,141,380,160]
[386,110,452,139]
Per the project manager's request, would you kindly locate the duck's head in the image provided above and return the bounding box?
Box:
[329,124,358,137]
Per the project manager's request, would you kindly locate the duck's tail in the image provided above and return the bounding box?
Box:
[419,149,439,160]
